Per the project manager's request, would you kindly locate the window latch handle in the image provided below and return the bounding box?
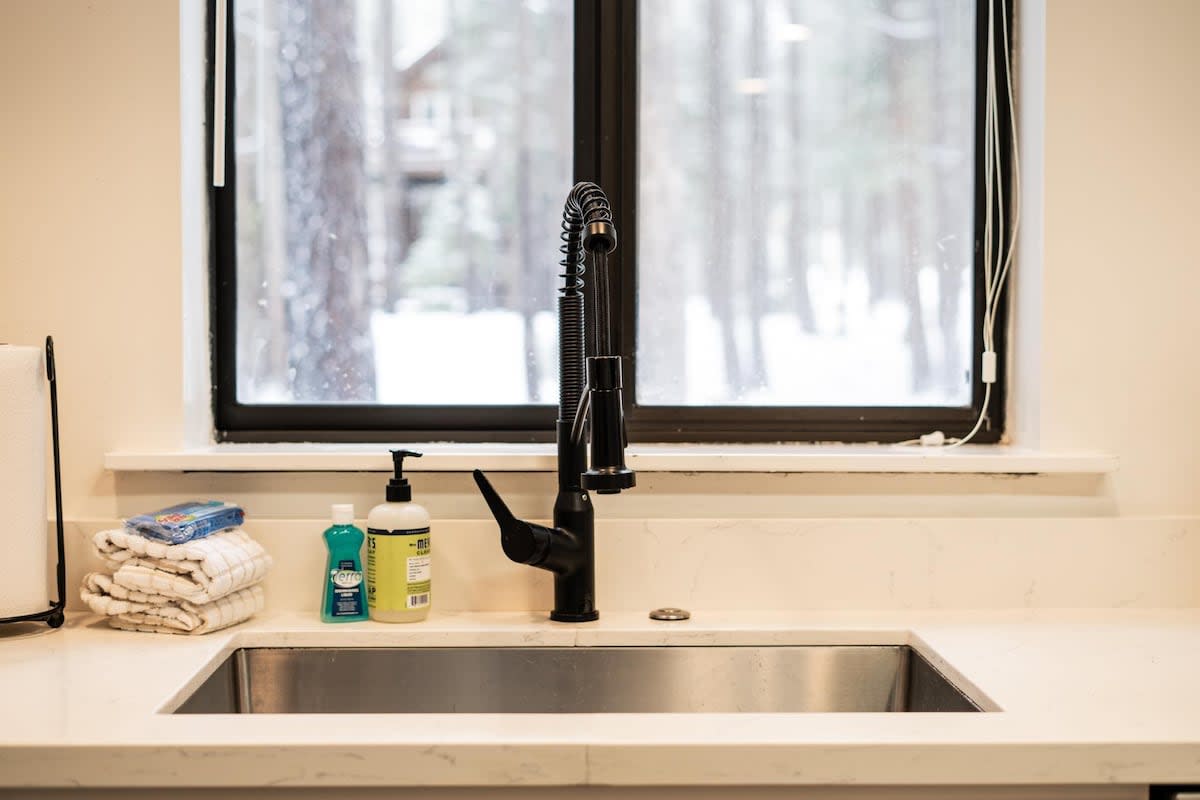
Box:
[212,0,227,188]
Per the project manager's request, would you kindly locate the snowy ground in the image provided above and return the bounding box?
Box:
[370,266,972,408]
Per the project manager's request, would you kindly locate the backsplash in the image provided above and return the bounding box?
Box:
[64,517,1200,614]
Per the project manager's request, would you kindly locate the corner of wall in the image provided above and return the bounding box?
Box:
[1008,0,1045,449]
[180,0,214,448]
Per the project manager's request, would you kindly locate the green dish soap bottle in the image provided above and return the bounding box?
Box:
[321,504,369,622]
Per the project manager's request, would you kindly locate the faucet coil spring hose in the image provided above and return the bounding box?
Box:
[558,182,617,421]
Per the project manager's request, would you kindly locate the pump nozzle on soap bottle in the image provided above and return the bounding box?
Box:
[386,449,422,502]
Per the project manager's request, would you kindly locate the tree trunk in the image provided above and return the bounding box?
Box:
[378,0,409,309]
[934,5,967,396]
[837,186,854,336]
[635,0,688,400]
[866,191,888,306]
[447,0,485,312]
[516,0,540,402]
[278,0,376,401]
[787,0,817,334]
[745,0,769,390]
[256,0,288,394]
[886,0,931,393]
[706,0,741,398]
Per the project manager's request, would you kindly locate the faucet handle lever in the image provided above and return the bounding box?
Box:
[473,469,552,566]
[473,469,516,525]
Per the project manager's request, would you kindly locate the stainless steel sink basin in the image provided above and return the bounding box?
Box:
[173,646,986,714]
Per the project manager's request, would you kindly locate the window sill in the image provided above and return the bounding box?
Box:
[103,443,1118,475]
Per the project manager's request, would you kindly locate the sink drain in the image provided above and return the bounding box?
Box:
[649,608,691,621]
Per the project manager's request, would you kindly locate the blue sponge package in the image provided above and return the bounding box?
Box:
[125,501,245,544]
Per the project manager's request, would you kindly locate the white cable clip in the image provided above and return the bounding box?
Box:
[981,351,997,384]
[919,430,946,447]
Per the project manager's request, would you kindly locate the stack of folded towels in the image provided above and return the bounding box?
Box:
[80,501,272,634]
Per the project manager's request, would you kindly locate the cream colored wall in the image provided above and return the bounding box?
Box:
[1,1,1198,522]
[0,2,183,519]
[1041,0,1200,515]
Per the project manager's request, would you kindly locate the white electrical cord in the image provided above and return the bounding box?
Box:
[899,0,1019,449]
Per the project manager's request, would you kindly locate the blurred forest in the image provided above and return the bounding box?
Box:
[233,0,977,408]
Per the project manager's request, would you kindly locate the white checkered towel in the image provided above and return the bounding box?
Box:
[80,572,264,634]
[91,526,272,604]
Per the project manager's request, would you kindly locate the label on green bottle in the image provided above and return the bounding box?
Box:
[367,527,431,611]
[329,558,365,617]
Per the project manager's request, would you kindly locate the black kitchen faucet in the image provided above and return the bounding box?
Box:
[473,182,634,622]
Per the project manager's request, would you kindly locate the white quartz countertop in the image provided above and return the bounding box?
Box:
[2,609,1200,789]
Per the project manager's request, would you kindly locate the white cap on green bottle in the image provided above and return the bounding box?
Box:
[331,504,355,525]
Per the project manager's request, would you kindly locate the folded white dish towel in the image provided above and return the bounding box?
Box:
[80,572,264,634]
[92,526,272,604]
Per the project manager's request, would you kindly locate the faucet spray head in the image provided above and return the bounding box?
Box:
[581,355,635,494]
[583,221,616,254]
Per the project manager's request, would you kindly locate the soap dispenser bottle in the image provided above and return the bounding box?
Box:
[321,504,369,623]
[366,449,431,622]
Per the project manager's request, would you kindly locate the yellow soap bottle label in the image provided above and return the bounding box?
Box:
[367,526,431,611]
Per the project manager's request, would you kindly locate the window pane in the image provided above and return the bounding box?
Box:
[233,0,572,404]
[637,0,976,407]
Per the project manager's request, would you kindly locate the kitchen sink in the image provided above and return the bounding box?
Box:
[172,645,987,714]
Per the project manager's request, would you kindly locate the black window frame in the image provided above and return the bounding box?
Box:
[210,0,1013,444]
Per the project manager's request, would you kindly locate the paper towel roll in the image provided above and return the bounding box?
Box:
[0,345,50,617]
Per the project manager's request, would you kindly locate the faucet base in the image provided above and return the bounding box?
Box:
[550,609,599,623]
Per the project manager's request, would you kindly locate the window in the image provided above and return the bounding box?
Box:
[212,0,1012,443]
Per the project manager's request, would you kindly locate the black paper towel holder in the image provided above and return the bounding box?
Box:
[0,336,66,630]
